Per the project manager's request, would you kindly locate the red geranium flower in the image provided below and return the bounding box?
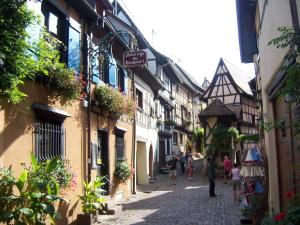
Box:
[286,191,293,199]
[274,212,286,221]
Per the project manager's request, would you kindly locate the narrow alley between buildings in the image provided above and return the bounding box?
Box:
[97,158,241,225]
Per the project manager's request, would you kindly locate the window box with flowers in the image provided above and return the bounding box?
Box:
[164,119,177,127]
[94,84,133,119]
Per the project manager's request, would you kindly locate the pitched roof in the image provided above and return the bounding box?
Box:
[202,77,210,90]
[175,64,204,93]
[222,58,253,96]
[199,99,236,118]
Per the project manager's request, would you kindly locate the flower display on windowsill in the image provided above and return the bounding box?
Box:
[164,119,177,127]
[94,84,134,119]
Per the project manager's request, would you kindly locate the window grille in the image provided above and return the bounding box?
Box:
[34,119,64,161]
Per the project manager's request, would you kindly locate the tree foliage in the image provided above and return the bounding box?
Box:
[192,127,204,153]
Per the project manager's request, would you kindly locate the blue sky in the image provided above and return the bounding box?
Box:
[115,0,255,86]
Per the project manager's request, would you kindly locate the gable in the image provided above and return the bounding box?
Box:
[203,60,239,102]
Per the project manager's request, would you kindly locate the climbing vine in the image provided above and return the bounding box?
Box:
[0,0,36,104]
[192,127,204,153]
[0,0,82,104]
[268,27,300,147]
[206,126,239,157]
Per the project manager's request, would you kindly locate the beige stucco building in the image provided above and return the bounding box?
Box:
[0,0,139,224]
[236,0,300,213]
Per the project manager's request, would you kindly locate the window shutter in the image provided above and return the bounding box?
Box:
[108,56,117,87]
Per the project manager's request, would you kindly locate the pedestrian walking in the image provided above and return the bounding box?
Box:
[206,157,217,197]
[223,155,233,184]
[167,152,179,185]
[187,153,194,180]
[180,152,186,174]
[229,163,241,202]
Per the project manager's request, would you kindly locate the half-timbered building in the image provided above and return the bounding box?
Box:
[199,58,258,153]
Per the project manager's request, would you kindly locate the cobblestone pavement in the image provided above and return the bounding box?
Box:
[97,159,241,225]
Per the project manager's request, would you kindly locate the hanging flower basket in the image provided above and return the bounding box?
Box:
[114,161,131,183]
[94,84,133,119]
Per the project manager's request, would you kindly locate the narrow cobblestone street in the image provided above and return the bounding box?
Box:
[98,159,241,225]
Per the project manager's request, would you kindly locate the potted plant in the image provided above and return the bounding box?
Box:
[77,176,105,225]
[114,161,131,184]
[164,119,177,127]
[156,119,163,127]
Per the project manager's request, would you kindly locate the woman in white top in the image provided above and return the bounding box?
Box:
[229,163,241,202]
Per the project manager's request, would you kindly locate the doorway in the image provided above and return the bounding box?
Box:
[159,139,166,168]
[98,130,109,195]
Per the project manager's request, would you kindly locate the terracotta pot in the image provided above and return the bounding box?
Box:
[77,214,92,225]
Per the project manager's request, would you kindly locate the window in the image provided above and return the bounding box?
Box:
[164,75,171,92]
[117,66,127,93]
[173,132,178,145]
[34,118,64,161]
[136,88,143,110]
[167,139,171,155]
[179,133,183,145]
[116,131,125,162]
[108,56,117,87]
[42,2,68,62]
[68,18,81,72]
[42,2,81,70]
[252,115,256,127]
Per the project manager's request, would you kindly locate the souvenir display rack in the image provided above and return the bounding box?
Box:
[239,145,265,224]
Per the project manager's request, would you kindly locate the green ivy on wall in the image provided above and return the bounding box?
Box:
[0,1,82,104]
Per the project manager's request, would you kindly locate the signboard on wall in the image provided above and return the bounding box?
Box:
[123,50,147,67]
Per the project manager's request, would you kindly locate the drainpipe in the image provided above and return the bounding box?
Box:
[131,70,136,194]
[87,32,93,183]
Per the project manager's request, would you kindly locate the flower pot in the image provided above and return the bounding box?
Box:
[77,213,92,225]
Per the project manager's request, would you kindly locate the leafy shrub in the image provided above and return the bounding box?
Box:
[114,161,131,183]
[0,155,72,225]
[79,176,105,214]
